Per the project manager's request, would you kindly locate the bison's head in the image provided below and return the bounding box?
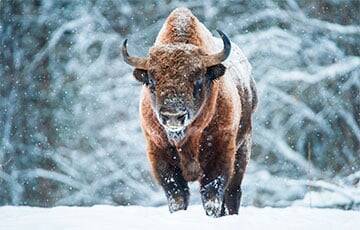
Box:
[123,30,231,144]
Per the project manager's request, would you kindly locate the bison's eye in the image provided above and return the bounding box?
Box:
[147,78,156,92]
[145,72,156,92]
[193,79,203,98]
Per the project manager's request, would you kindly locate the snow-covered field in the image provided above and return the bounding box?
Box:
[0,205,358,230]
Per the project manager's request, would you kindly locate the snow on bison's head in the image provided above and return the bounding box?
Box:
[122,30,230,143]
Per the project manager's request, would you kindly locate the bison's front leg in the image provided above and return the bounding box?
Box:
[200,175,228,217]
[200,133,236,217]
[161,166,189,213]
[148,143,189,213]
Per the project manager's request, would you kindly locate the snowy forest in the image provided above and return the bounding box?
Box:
[0,0,359,210]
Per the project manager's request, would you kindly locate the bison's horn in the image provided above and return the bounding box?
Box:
[122,39,149,70]
[204,30,231,67]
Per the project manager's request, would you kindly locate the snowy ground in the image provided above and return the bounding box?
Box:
[0,205,359,230]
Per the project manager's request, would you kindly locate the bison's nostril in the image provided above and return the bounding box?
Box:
[177,113,186,125]
[159,110,188,127]
[162,114,169,123]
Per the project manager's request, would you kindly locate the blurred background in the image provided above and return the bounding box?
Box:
[0,0,359,209]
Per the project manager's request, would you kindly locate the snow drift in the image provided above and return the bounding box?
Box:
[0,205,359,230]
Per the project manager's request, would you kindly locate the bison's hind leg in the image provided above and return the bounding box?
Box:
[224,182,242,215]
[224,136,251,215]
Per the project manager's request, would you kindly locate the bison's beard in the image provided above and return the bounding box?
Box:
[166,128,187,146]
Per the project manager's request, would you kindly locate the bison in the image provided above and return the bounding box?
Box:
[122,7,257,217]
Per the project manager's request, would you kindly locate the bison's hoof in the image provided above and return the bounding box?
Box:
[203,197,222,217]
[168,196,187,213]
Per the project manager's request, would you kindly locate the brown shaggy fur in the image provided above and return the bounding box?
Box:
[129,7,257,217]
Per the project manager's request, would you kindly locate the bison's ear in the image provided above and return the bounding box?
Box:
[206,64,226,81]
[133,69,149,84]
